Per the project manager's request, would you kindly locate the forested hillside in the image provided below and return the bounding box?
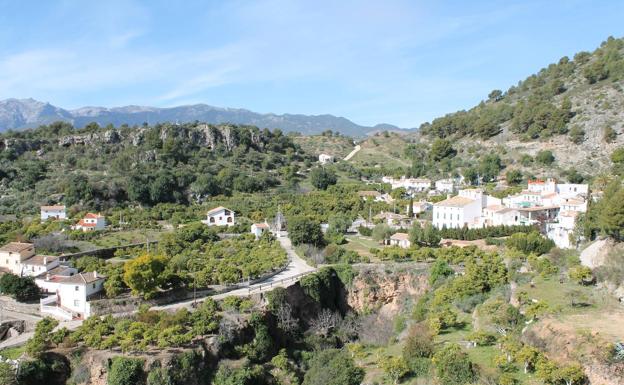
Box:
[420,36,624,142]
[0,122,309,214]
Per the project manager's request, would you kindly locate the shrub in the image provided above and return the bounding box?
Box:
[108,357,145,385]
[302,349,364,385]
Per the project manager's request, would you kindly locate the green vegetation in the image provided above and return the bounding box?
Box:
[420,37,624,141]
[0,274,40,302]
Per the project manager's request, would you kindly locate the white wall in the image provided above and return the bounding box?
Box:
[41,209,66,221]
[433,200,481,229]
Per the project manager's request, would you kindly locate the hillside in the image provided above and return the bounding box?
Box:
[416,36,624,173]
[0,121,311,215]
[0,98,403,137]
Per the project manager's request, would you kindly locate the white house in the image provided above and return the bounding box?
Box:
[357,191,381,200]
[20,255,60,277]
[319,154,335,164]
[202,206,235,227]
[383,176,431,192]
[251,222,270,239]
[389,232,411,249]
[432,195,482,229]
[0,242,35,275]
[40,205,66,221]
[34,265,78,293]
[435,179,455,193]
[72,213,106,231]
[406,201,432,215]
[482,205,521,227]
[546,211,579,249]
[40,271,106,320]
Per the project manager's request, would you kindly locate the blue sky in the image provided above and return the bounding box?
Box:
[0,0,622,127]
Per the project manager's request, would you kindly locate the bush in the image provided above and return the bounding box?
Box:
[108,357,145,385]
[357,226,372,236]
[302,349,364,385]
[432,344,476,385]
[0,274,40,302]
[505,232,554,255]
[535,150,555,165]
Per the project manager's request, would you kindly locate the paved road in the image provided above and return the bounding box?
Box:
[0,319,83,349]
[0,233,316,348]
[154,232,315,310]
[344,145,361,161]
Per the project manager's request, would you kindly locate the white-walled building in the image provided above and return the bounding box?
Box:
[406,201,432,215]
[72,213,106,231]
[435,179,455,193]
[251,222,270,239]
[383,176,431,192]
[389,232,411,249]
[546,211,579,249]
[40,205,66,221]
[40,271,106,320]
[0,242,35,275]
[202,206,235,227]
[319,154,335,164]
[34,265,78,293]
[0,242,68,278]
[432,195,482,229]
[20,255,60,277]
[482,205,521,227]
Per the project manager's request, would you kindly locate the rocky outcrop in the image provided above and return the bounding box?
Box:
[523,317,624,385]
[0,138,44,155]
[58,130,122,147]
[347,264,429,317]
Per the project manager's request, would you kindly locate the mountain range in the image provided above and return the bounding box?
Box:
[0,98,403,137]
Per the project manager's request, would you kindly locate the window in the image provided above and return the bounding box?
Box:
[92,283,96,289]
[75,286,79,291]
[227,217,232,223]
[74,300,80,307]
[210,217,215,223]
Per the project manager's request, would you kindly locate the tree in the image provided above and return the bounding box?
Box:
[568,265,593,285]
[488,89,503,102]
[568,125,585,144]
[25,317,58,357]
[372,224,394,244]
[380,356,409,385]
[287,216,324,246]
[0,273,40,302]
[302,349,364,385]
[407,197,414,218]
[536,150,555,165]
[506,169,523,185]
[611,147,624,175]
[603,125,617,143]
[479,154,503,182]
[432,344,476,385]
[515,345,540,373]
[310,167,337,190]
[402,323,434,376]
[123,254,168,299]
[429,259,454,285]
[429,139,456,161]
[108,357,145,385]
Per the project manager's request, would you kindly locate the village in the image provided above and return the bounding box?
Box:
[355,175,591,250]
[0,169,592,328]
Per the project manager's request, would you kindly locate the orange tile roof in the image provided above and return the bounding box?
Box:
[434,196,476,208]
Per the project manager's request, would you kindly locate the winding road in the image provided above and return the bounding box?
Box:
[0,233,315,348]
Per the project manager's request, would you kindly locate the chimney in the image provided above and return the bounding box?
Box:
[46,273,50,281]
[43,256,47,265]
[447,194,451,200]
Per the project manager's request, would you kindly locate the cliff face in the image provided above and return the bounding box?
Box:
[523,317,624,385]
[346,265,429,317]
